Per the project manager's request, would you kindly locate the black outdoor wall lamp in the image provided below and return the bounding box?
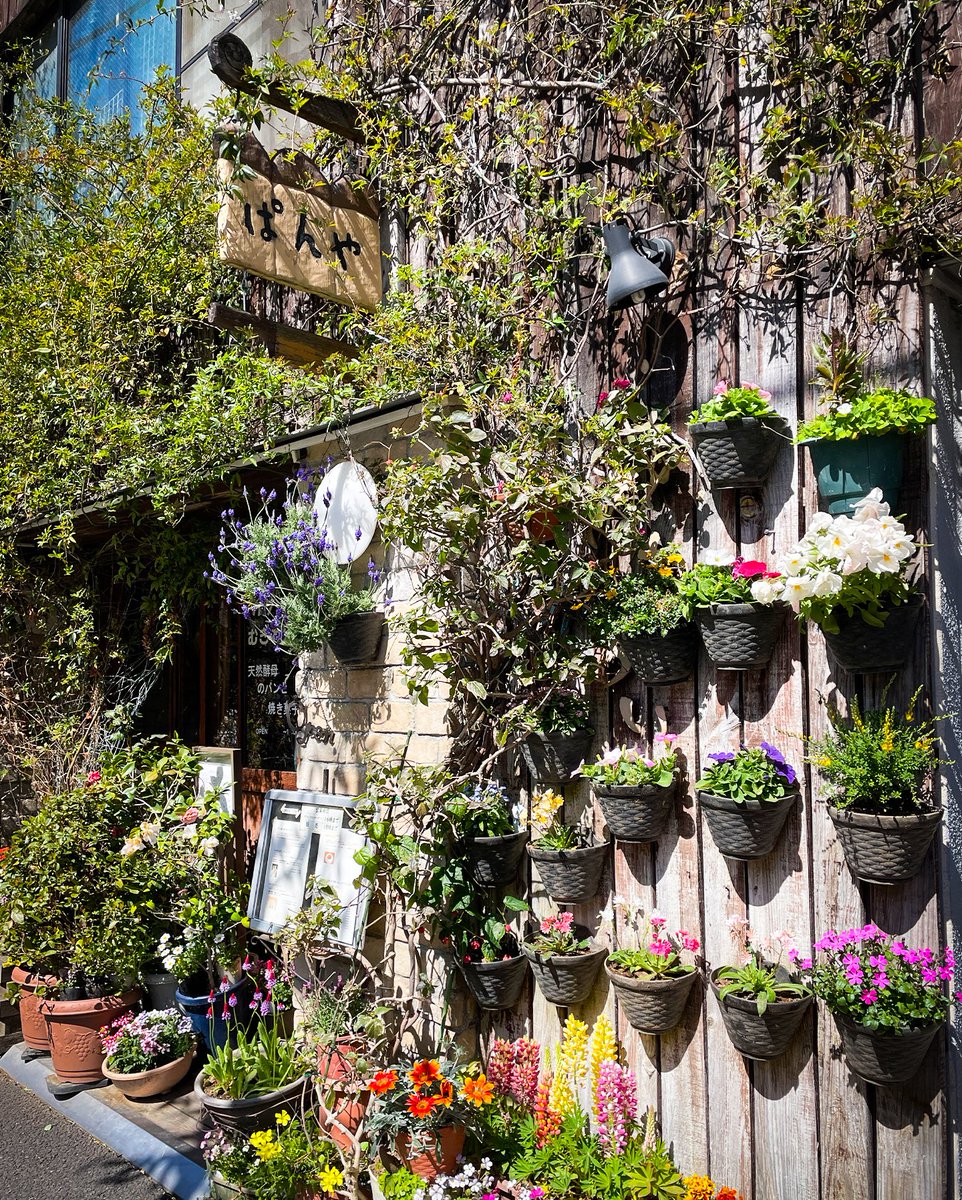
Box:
[602,219,676,310]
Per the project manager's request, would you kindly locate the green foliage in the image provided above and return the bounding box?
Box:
[201,1017,311,1100]
[454,896,527,963]
[689,383,778,425]
[203,1114,342,1200]
[579,743,678,789]
[807,692,949,814]
[525,692,593,737]
[676,563,754,607]
[379,1168,424,1200]
[608,942,694,982]
[716,957,809,1017]
[590,549,690,640]
[695,745,797,805]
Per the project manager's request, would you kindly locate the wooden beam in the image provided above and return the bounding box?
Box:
[208,33,364,145]
[208,303,360,365]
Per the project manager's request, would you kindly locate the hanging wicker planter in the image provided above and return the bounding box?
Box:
[459,830,530,887]
[606,964,698,1034]
[523,933,607,1006]
[695,602,787,670]
[699,788,798,860]
[819,597,922,673]
[828,804,942,884]
[457,954,530,1011]
[689,416,788,489]
[833,1013,942,1086]
[619,623,698,685]
[527,838,611,903]
[709,968,812,1060]
[326,611,385,664]
[593,782,675,843]
[521,728,595,783]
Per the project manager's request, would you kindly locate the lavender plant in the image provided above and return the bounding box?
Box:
[207,468,380,653]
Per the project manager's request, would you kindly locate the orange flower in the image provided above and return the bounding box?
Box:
[716,1191,743,1200]
[408,1059,442,1089]
[369,1070,398,1095]
[434,1079,454,1107]
[407,1093,437,1118]
[462,1072,495,1106]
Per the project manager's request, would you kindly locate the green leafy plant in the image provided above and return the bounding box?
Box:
[677,559,781,608]
[530,788,591,850]
[200,1017,311,1100]
[525,691,593,737]
[690,381,779,425]
[454,896,528,964]
[100,1008,194,1074]
[608,914,699,981]
[717,919,809,1016]
[695,744,798,804]
[202,1114,344,1200]
[364,1056,488,1145]
[798,332,937,442]
[590,548,690,640]
[524,911,590,958]
[447,781,520,839]
[806,690,949,814]
[580,739,679,789]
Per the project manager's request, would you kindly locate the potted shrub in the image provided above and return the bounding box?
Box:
[695,742,799,860]
[580,737,680,843]
[527,788,610,904]
[678,557,787,670]
[688,380,790,489]
[452,900,531,1011]
[202,1113,346,1199]
[806,691,947,883]
[522,910,607,1006]
[101,1008,196,1099]
[195,1010,314,1134]
[209,472,384,664]
[776,492,922,672]
[801,924,954,1085]
[448,781,529,885]
[797,331,937,515]
[593,548,697,684]
[606,911,701,1035]
[520,691,595,783]
[711,920,812,1061]
[365,1057,489,1180]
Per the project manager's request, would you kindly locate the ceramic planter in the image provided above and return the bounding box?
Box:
[460,829,530,886]
[326,611,384,664]
[689,416,788,489]
[699,788,798,860]
[593,782,675,843]
[695,602,787,670]
[619,623,697,685]
[316,1036,363,1084]
[41,989,141,1084]
[710,968,812,1060]
[143,970,179,1011]
[527,838,610,903]
[194,1070,311,1134]
[396,1124,466,1180]
[523,935,607,1006]
[457,954,529,1011]
[11,966,59,1053]
[175,975,253,1051]
[819,597,922,673]
[828,804,942,884]
[833,1013,942,1086]
[606,964,698,1034]
[103,1048,195,1099]
[805,431,905,516]
[521,728,595,783]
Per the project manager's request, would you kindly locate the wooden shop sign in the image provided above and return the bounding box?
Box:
[217,138,381,310]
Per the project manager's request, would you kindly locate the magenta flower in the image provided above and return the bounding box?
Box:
[861,989,878,1005]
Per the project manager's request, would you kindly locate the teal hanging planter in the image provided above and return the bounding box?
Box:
[804,432,905,515]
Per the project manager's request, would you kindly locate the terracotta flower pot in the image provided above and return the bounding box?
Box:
[457,954,529,1011]
[395,1123,466,1180]
[527,838,610,904]
[194,1070,312,1134]
[594,782,675,843]
[321,1087,370,1152]
[316,1036,363,1083]
[326,611,385,665]
[709,968,812,1061]
[41,989,141,1084]
[698,788,798,860]
[11,966,59,1053]
[103,1048,195,1099]
[828,804,943,884]
[606,964,698,1035]
[833,1013,943,1086]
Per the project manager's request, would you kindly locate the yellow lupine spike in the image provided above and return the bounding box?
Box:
[588,1013,619,1091]
[559,1013,589,1083]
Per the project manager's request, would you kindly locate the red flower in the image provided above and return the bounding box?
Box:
[181,807,201,825]
[86,770,101,784]
[407,1094,437,1118]
[612,377,631,389]
[409,1059,442,1089]
[731,559,767,579]
[369,1070,398,1095]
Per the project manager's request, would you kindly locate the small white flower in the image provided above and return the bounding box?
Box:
[120,833,144,857]
[836,402,852,415]
[750,578,780,605]
[200,835,220,857]
[811,569,843,597]
[701,548,736,567]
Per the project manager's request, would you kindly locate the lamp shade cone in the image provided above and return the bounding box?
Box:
[603,220,671,308]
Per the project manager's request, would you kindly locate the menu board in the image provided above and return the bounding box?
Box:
[248,789,370,948]
[245,626,295,770]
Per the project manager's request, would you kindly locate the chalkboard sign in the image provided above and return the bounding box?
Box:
[248,789,370,948]
[245,626,295,771]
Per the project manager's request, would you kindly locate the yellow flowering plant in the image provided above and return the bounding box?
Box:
[530,789,592,851]
[588,547,691,641]
[202,1112,344,1199]
[806,690,951,814]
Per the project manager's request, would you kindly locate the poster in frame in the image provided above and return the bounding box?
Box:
[194,746,241,815]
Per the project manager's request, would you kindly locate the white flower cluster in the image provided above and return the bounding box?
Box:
[751,489,917,610]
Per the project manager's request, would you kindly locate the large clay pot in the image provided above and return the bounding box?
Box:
[457,954,529,1011]
[527,838,610,904]
[41,989,141,1084]
[594,782,675,843]
[326,611,385,665]
[833,1013,943,1086]
[395,1123,466,1180]
[606,964,698,1035]
[194,1070,311,1134]
[103,1048,195,1099]
[699,788,798,861]
[690,416,789,489]
[11,966,59,1053]
[828,804,943,884]
[710,968,812,1061]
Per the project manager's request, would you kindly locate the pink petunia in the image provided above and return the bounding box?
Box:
[731,559,768,579]
[613,377,632,390]
[861,989,878,1005]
